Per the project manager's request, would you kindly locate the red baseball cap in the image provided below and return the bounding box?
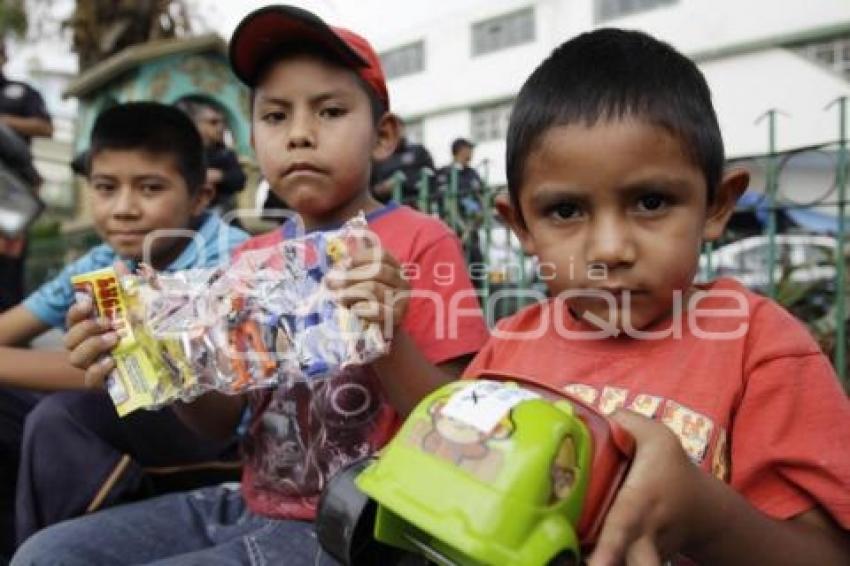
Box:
[229,5,390,111]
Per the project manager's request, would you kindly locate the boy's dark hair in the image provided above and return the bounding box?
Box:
[451,137,474,156]
[88,102,206,193]
[506,28,724,220]
[251,44,387,126]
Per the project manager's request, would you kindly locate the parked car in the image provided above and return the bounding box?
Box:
[699,234,841,290]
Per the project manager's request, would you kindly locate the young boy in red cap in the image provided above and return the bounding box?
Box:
[15,5,488,565]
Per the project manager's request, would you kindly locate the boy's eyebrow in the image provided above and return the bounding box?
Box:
[526,174,696,208]
[88,173,171,184]
[254,90,354,106]
[88,173,121,185]
[309,90,352,104]
[132,174,171,183]
[253,94,290,106]
[618,175,695,196]
[527,185,588,208]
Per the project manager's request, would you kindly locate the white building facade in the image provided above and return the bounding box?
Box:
[373,0,850,196]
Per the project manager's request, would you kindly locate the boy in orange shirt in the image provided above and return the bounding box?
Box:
[465,29,850,564]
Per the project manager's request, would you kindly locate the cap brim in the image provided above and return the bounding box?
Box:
[229,5,367,87]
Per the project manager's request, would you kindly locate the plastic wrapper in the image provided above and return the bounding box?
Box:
[71,215,388,416]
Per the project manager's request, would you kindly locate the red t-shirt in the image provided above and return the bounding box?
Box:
[466,278,850,529]
[236,203,490,519]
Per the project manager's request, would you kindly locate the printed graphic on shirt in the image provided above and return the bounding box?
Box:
[563,383,598,406]
[629,394,663,418]
[661,400,714,463]
[557,383,717,467]
[599,386,628,415]
[245,367,386,497]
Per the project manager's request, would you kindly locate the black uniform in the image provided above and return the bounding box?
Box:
[0,74,51,313]
[370,137,435,206]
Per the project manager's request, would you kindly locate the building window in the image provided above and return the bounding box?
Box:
[595,0,677,23]
[380,41,425,79]
[471,100,513,142]
[472,8,535,56]
[403,119,424,145]
[796,35,850,81]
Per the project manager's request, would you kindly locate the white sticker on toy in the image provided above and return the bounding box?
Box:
[441,380,539,434]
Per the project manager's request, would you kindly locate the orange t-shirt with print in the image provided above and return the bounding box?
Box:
[465,277,850,528]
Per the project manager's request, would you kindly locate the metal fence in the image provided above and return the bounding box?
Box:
[388,167,539,324]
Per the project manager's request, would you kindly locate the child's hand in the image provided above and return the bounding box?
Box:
[326,235,410,339]
[589,410,716,566]
[64,295,119,389]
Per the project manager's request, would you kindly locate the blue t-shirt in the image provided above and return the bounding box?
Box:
[24,213,249,328]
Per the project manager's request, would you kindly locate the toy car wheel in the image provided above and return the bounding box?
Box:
[316,459,418,565]
[547,550,579,566]
[316,458,375,564]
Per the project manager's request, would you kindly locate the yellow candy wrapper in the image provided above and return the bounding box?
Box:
[71,267,195,416]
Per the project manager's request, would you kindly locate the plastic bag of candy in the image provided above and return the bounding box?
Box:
[71,215,388,416]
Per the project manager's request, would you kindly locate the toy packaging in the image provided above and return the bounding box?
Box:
[71,215,388,416]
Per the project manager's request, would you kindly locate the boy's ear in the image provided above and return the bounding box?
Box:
[190,182,215,217]
[371,112,401,162]
[494,191,536,256]
[703,167,749,241]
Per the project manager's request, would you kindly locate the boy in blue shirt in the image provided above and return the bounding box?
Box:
[0,102,248,558]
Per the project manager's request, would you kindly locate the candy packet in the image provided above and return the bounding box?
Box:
[71,214,388,415]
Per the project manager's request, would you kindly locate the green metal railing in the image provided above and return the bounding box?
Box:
[757,109,781,298]
[388,167,537,323]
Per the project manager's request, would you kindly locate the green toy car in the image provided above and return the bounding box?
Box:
[317,374,634,566]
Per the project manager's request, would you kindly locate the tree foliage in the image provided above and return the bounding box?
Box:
[0,0,28,39]
[1,1,198,71]
[66,0,194,70]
